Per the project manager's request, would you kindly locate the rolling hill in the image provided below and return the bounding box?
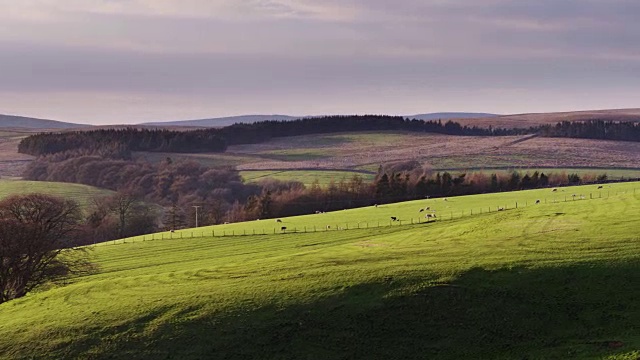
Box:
[0,114,89,129]
[141,113,499,128]
[407,112,499,121]
[455,108,640,128]
[141,114,299,127]
[0,179,112,209]
[0,182,638,359]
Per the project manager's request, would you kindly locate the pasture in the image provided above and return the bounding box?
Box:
[0,179,112,208]
[240,169,375,186]
[132,131,640,187]
[128,181,638,241]
[0,182,638,359]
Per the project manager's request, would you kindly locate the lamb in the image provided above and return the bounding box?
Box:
[498,207,505,211]
[390,216,397,221]
[598,185,603,189]
[535,199,540,204]
[419,208,424,212]
[276,219,282,223]
[552,188,558,192]
[424,213,436,219]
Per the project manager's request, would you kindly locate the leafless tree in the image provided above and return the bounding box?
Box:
[0,194,82,303]
[108,190,139,238]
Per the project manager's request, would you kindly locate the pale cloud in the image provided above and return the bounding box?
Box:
[0,0,639,123]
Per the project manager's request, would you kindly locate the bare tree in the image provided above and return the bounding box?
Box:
[108,190,139,238]
[0,194,82,303]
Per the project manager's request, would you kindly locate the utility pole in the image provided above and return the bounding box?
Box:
[193,205,201,227]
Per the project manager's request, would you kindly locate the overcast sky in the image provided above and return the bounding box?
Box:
[0,0,639,124]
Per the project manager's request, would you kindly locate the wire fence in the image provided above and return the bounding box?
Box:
[105,188,637,246]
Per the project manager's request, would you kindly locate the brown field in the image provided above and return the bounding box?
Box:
[214,132,640,172]
[453,108,640,129]
[0,129,36,178]
[3,129,640,182]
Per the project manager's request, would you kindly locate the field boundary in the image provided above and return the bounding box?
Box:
[102,187,638,246]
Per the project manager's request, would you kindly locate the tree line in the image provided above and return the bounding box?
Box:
[23,153,608,232]
[539,120,640,141]
[18,128,228,157]
[18,116,521,157]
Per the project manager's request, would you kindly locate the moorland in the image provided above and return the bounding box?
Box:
[0,109,640,359]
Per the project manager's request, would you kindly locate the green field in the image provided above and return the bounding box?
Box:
[241,169,375,186]
[0,179,112,208]
[445,168,640,180]
[1,182,639,359]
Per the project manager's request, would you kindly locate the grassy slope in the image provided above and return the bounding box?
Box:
[0,179,112,208]
[240,169,375,186]
[0,183,639,359]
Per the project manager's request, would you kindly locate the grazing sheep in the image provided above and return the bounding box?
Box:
[281,226,287,231]
[419,208,424,212]
[374,204,378,208]
[390,216,397,221]
[598,185,603,189]
[535,199,540,204]
[498,207,505,211]
[276,219,282,223]
[552,188,557,192]
[326,225,331,229]
[443,198,448,201]
[425,206,430,210]
[425,213,436,219]
[170,229,175,233]
[315,211,321,214]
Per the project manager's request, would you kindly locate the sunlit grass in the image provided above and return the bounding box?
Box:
[0,182,639,359]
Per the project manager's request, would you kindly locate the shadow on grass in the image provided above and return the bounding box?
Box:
[67,261,640,360]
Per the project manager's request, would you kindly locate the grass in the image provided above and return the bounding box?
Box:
[1,182,639,359]
[240,169,375,186]
[0,179,112,209]
[135,182,636,240]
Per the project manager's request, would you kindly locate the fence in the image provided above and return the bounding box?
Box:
[105,188,637,246]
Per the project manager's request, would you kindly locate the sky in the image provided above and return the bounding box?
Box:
[0,0,639,125]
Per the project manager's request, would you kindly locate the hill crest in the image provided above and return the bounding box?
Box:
[0,114,90,129]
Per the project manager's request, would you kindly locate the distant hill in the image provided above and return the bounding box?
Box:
[141,115,300,128]
[453,108,640,129]
[0,114,89,129]
[407,112,499,121]
[143,113,505,128]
